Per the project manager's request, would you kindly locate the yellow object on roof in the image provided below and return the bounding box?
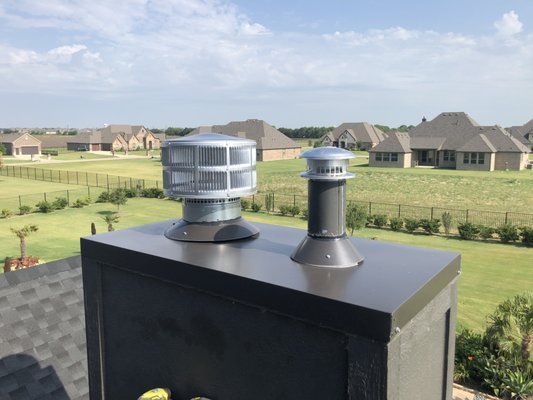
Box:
[137,388,171,400]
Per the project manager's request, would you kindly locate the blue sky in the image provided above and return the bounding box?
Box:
[1,0,532,129]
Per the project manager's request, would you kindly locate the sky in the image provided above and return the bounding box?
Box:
[1,0,532,129]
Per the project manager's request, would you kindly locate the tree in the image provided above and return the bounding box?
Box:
[486,292,533,363]
[346,203,368,235]
[102,213,119,232]
[109,188,127,210]
[0,143,6,155]
[10,224,39,259]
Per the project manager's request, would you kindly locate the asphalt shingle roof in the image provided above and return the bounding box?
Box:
[325,122,385,144]
[0,257,88,400]
[190,119,300,150]
[370,131,411,153]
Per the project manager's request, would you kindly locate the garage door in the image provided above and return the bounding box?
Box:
[20,146,40,155]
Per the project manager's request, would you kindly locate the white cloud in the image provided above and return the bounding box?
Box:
[1,1,532,126]
[494,10,523,36]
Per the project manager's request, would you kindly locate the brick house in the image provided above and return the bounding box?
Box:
[190,119,301,161]
[67,131,128,151]
[369,112,530,171]
[507,119,533,150]
[320,122,386,150]
[0,132,41,156]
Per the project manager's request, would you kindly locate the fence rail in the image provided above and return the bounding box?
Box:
[2,165,532,229]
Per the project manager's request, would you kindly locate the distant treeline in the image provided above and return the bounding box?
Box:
[151,127,195,136]
[150,124,416,139]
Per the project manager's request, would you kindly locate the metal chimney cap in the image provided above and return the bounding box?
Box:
[300,147,355,160]
[162,133,256,147]
[300,147,355,181]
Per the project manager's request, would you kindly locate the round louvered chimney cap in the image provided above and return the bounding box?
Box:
[300,146,355,181]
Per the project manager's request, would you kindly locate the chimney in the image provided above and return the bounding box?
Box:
[81,141,460,399]
[161,133,258,242]
[291,147,363,267]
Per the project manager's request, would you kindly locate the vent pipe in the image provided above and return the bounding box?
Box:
[161,133,259,242]
[291,147,364,268]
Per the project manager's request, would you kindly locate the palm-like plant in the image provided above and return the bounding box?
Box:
[486,292,533,363]
[10,224,39,259]
[102,213,119,232]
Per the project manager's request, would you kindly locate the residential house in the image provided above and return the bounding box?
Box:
[0,133,41,156]
[320,122,386,150]
[369,112,530,171]
[66,130,128,151]
[101,125,160,150]
[507,119,533,150]
[190,119,301,161]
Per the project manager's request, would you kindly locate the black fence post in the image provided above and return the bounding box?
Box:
[505,212,508,225]
[431,207,434,220]
[59,170,62,183]
[67,171,70,185]
[86,171,89,186]
[107,174,110,191]
[76,171,79,185]
[369,201,372,216]
[44,192,47,202]
[466,209,469,223]
[96,173,99,187]
[398,204,401,218]
[272,193,275,212]
[67,190,70,206]
[88,186,91,198]
[143,179,145,189]
[18,195,22,209]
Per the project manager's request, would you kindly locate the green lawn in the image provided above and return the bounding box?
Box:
[0,198,531,333]
[51,151,115,161]
[16,156,533,211]
[0,175,87,199]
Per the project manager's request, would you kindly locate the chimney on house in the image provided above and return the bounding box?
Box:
[291,147,363,267]
[161,133,259,242]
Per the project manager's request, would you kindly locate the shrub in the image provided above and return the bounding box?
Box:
[301,208,308,220]
[478,225,496,240]
[454,327,488,384]
[372,214,388,228]
[520,227,533,246]
[496,224,519,243]
[289,205,300,217]
[365,215,374,227]
[35,201,54,213]
[346,203,368,235]
[441,211,453,235]
[389,217,403,231]
[52,197,68,210]
[97,191,111,203]
[1,209,14,218]
[240,199,250,211]
[251,202,262,212]
[404,218,420,233]
[458,222,480,240]
[124,188,139,198]
[141,188,164,198]
[72,198,89,208]
[279,205,291,216]
[419,218,441,234]
[19,205,32,215]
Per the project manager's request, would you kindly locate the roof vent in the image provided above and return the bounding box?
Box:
[161,133,259,242]
[291,147,364,268]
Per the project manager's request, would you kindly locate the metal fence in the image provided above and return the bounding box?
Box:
[0,187,108,211]
[2,165,532,229]
[0,165,161,191]
[243,192,533,229]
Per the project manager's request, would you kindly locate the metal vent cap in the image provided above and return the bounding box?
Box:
[300,147,354,181]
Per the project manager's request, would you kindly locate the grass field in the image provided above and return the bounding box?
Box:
[19,156,533,211]
[0,175,86,198]
[0,197,531,332]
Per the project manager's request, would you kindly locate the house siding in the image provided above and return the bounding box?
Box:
[369,153,411,168]
[258,148,300,161]
[456,152,495,171]
[438,152,456,169]
[4,134,42,156]
[494,152,528,171]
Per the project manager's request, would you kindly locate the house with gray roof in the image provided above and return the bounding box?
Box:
[66,125,159,152]
[369,112,530,171]
[320,122,385,150]
[0,133,41,156]
[190,119,301,161]
[507,119,533,150]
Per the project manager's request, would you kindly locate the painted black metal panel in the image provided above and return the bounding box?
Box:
[307,180,346,237]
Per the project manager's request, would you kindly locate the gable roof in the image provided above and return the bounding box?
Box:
[408,112,481,150]
[326,122,385,144]
[369,131,411,153]
[0,133,42,145]
[67,130,126,145]
[0,257,88,400]
[189,119,300,150]
[456,133,497,152]
[507,119,533,146]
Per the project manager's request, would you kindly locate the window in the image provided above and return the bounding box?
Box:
[375,152,398,162]
[443,150,455,162]
[463,152,485,165]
